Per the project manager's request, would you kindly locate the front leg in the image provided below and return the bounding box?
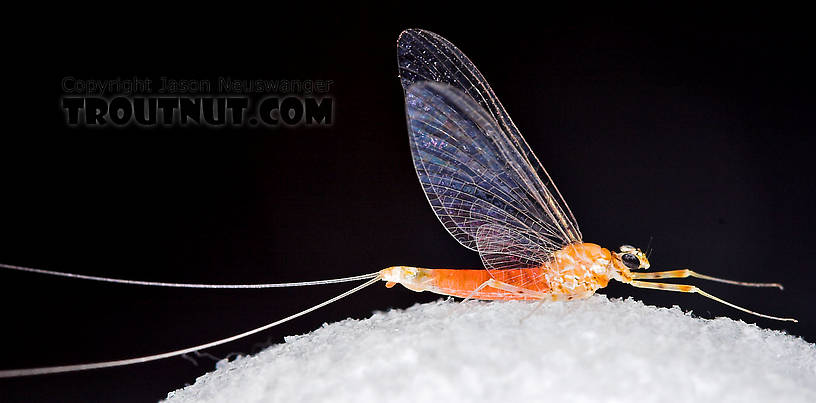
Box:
[630,269,783,289]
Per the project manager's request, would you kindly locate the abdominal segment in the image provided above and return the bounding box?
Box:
[383,244,613,301]
[426,268,551,300]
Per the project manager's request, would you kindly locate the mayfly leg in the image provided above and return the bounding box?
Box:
[630,269,784,289]
[462,278,548,303]
[447,278,549,321]
[628,280,797,322]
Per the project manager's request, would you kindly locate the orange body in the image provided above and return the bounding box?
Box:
[381,243,616,300]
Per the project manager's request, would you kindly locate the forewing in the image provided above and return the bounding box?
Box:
[398,29,582,246]
[476,224,551,292]
[405,81,564,262]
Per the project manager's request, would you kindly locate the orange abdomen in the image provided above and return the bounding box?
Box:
[418,243,614,300]
[428,268,550,300]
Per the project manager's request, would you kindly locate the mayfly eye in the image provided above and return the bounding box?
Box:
[621,253,640,269]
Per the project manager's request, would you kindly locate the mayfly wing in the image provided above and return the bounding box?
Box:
[398,29,582,246]
[475,224,551,293]
[404,81,560,284]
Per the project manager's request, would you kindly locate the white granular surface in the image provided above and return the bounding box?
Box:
[164,296,815,403]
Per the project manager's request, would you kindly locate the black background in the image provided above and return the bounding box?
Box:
[2,9,814,402]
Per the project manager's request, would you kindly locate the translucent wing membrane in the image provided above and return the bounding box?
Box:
[405,81,568,260]
[398,29,582,247]
[476,224,550,292]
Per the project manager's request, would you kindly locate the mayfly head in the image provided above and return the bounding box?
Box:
[617,244,650,270]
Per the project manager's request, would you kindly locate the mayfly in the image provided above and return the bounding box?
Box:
[0,29,796,378]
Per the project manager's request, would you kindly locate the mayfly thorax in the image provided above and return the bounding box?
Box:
[0,28,795,378]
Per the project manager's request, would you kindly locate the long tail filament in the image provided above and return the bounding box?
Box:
[0,262,380,288]
[0,274,383,377]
